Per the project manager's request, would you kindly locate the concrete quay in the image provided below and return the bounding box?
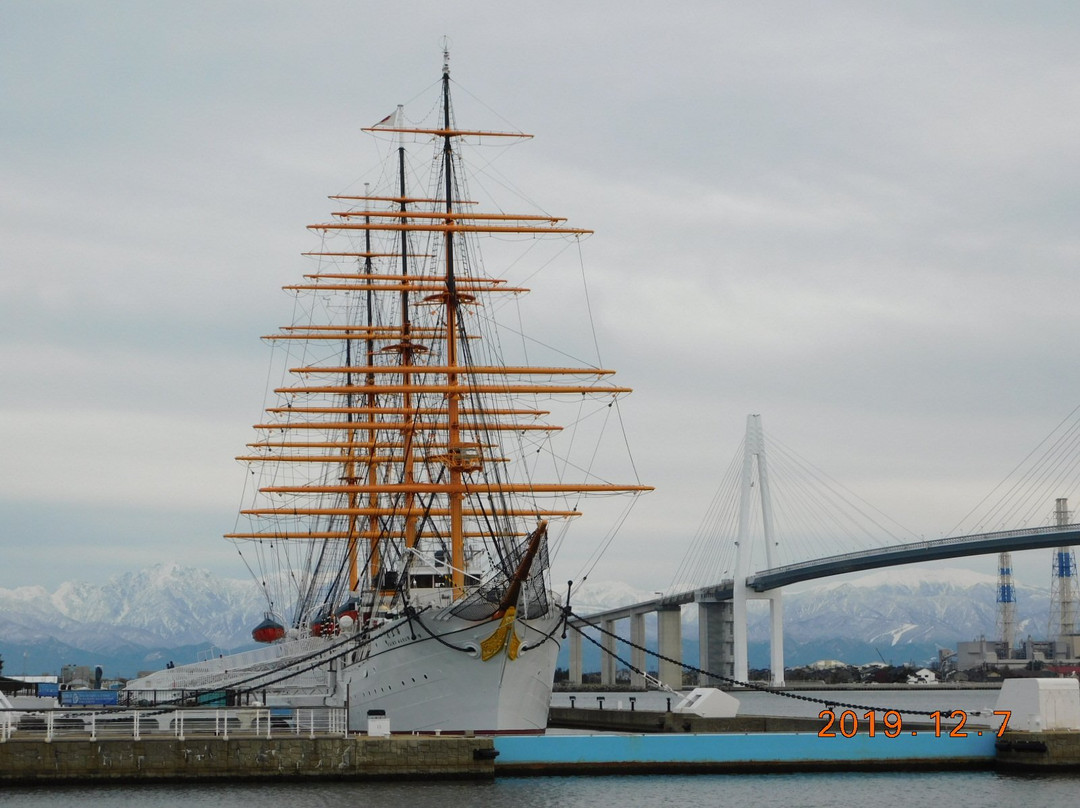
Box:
[995,730,1080,770]
[3,725,1080,781]
[0,735,496,784]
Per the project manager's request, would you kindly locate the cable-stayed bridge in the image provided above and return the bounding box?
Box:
[568,413,1080,690]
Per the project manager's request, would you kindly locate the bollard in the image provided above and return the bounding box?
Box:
[569,696,576,709]
[597,696,605,710]
[629,697,636,712]
[666,697,671,712]
[367,709,390,738]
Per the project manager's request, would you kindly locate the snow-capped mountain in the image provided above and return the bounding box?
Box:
[571,579,656,614]
[757,567,1050,648]
[0,562,267,657]
[49,563,265,648]
[0,563,1055,677]
[575,567,1050,648]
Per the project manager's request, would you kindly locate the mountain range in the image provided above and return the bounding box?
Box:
[0,563,1055,678]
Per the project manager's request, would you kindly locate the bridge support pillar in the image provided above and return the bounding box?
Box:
[657,605,682,689]
[697,600,734,685]
[733,583,786,686]
[767,590,785,687]
[601,620,617,685]
[569,629,583,685]
[630,612,646,689]
[733,580,749,684]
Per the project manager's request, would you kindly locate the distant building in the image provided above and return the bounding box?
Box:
[907,667,937,684]
[952,635,1080,673]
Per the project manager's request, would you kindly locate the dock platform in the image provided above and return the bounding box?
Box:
[0,736,495,784]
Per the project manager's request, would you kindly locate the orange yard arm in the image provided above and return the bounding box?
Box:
[260,482,653,495]
[276,383,632,395]
[250,421,560,431]
[235,454,511,464]
[360,126,533,139]
[284,282,528,293]
[225,529,525,540]
[309,222,591,235]
[241,506,583,518]
[247,441,497,449]
[300,272,507,282]
[264,406,550,416]
[288,365,614,376]
[332,210,564,222]
[328,194,474,204]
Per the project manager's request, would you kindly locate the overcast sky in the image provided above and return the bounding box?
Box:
[4,2,1080,601]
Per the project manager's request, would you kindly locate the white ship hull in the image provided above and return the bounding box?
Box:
[337,608,562,733]
[127,606,562,734]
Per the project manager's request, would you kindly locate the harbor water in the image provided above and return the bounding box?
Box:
[4,772,1080,808]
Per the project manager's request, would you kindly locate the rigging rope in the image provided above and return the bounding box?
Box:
[567,609,973,719]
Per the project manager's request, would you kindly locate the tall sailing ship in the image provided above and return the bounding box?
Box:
[127,50,650,733]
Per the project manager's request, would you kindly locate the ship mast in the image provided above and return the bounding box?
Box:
[440,48,467,595]
[343,186,373,593]
[363,203,379,589]
[396,108,420,560]
[226,51,654,615]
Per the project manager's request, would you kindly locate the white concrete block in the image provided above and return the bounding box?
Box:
[673,687,740,718]
[995,677,1080,732]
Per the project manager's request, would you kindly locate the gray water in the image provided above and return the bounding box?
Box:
[3,772,1079,808]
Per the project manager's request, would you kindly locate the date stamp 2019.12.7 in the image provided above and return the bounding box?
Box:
[817,708,1011,738]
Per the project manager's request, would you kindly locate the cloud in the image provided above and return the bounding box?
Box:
[3,2,1080,607]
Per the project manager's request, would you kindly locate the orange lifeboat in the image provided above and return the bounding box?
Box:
[251,614,286,643]
[310,607,339,637]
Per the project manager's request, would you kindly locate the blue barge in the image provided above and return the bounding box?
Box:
[494,732,998,774]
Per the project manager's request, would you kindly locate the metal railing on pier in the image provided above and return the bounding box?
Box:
[0,705,347,743]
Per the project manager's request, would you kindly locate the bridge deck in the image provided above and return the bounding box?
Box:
[573,524,1080,624]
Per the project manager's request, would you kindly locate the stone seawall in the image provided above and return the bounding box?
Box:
[995,730,1080,769]
[0,736,495,783]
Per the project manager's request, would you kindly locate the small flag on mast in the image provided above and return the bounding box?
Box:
[371,107,400,128]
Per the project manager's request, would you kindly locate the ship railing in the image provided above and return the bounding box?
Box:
[120,679,327,709]
[124,636,337,693]
[0,706,349,743]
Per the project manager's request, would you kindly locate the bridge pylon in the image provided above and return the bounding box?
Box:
[732,414,785,686]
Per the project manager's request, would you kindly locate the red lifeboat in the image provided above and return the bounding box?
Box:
[310,607,339,637]
[251,614,286,644]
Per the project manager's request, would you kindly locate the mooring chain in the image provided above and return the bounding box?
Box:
[567,608,964,718]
